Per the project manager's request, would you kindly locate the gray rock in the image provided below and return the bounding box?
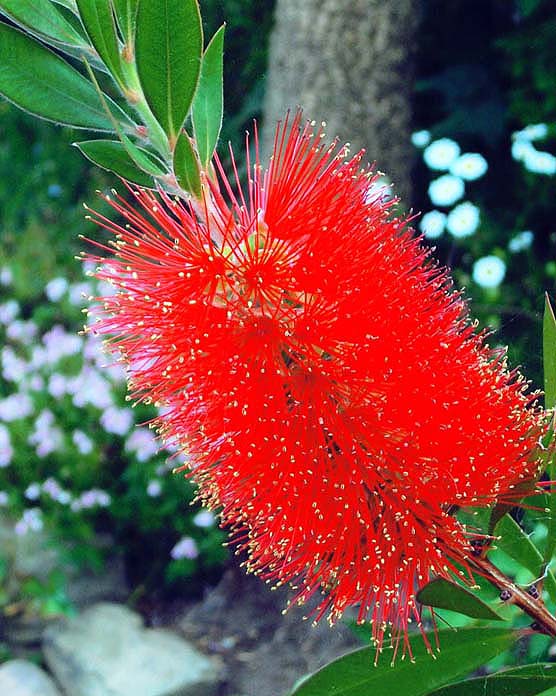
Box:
[0,659,62,696]
[43,603,221,696]
[0,516,128,611]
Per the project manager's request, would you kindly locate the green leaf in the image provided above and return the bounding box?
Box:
[0,23,131,130]
[52,0,78,12]
[74,139,156,186]
[488,479,538,536]
[494,515,556,603]
[428,663,556,696]
[416,577,505,621]
[174,130,202,197]
[112,0,138,43]
[135,0,203,143]
[544,294,556,410]
[81,56,165,178]
[118,132,166,175]
[76,0,124,85]
[192,24,225,167]
[288,627,517,696]
[0,0,84,45]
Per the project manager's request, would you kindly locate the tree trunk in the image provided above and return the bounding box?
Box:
[262,0,420,204]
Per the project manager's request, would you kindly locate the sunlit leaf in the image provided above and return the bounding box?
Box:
[112,0,138,43]
[289,627,517,696]
[174,131,202,198]
[428,663,556,696]
[494,514,556,603]
[74,139,156,187]
[0,0,84,46]
[417,577,504,621]
[52,0,78,12]
[192,24,225,167]
[135,0,203,143]
[0,23,131,131]
[76,0,124,84]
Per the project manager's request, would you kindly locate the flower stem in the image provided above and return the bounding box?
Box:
[470,554,556,636]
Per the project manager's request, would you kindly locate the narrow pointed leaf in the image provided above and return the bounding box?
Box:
[544,294,556,409]
[416,577,504,621]
[112,0,138,43]
[544,298,556,566]
[118,132,165,176]
[0,23,131,130]
[174,131,202,197]
[80,56,165,180]
[0,0,85,45]
[52,0,78,12]
[428,663,556,696]
[289,627,516,696]
[74,140,156,186]
[135,0,203,142]
[192,24,225,167]
[494,514,556,603]
[76,0,124,84]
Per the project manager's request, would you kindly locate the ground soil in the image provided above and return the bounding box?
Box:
[165,563,362,696]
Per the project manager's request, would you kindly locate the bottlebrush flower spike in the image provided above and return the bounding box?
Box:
[84,113,542,652]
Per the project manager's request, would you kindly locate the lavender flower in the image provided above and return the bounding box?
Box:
[0,300,20,324]
[100,406,133,436]
[45,277,68,302]
[147,480,162,497]
[73,430,93,455]
[0,424,13,467]
[2,346,28,382]
[0,393,33,421]
[0,267,12,286]
[24,483,41,500]
[192,509,215,528]
[170,536,199,560]
[125,428,158,462]
[6,319,38,345]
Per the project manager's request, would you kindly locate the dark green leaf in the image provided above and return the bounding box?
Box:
[428,663,556,696]
[112,0,138,43]
[81,57,164,176]
[494,515,556,603]
[0,22,131,130]
[74,139,156,186]
[544,294,556,410]
[0,0,84,45]
[52,0,78,11]
[118,131,166,175]
[289,627,516,696]
[488,479,538,536]
[76,0,124,84]
[135,0,203,143]
[192,24,225,167]
[417,577,504,621]
[174,130,202,197]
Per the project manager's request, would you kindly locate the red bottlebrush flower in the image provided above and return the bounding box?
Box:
[85,113,541,649]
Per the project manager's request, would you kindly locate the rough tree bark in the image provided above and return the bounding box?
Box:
[263,0,420,204]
